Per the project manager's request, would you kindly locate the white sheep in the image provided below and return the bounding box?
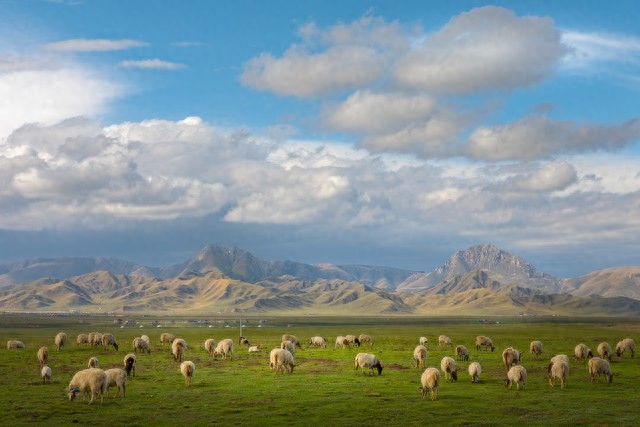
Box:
[281,334,302,349]
[123,353,137,377]
[41,365,52,385]
[547,358,569,388]
[6,340,25,349]
[54,332,67,351]
[574,343,593,362]
[269,348,294,374]
[335,336,350,349]
[597,342,613,361]
[133,337,151,354]
[37,346,49,368]
[87,357,99,368]
[550,354,570,366]
[280,340,295,354]
[67,368,108,405]
[180,361,195,386]
[172,338,187,362]
[504,365,527,390]
[248,345,262,353]
[358,334,373,346]
[309,336,327,348]
[105,368,127,397]
[102,333,119,351]
[89,332,103,346]
[419,336,429,347]
[475,335,495,352]
[204,338,216,356]
[213,338,234,360]
[355,352,383,376]
[438,335,452,347]
[455,344,469,361]
[413,345,428,369]
[76,334,89,346]
[529,340,543,359]
[468,361,481,383]
[160,333,175,346]
[502,347,521,370]
[440,356,458,382]
[615,338,635,358]
[588,357,613,383]
[420,367,440,400]
[140,335,150,345]
[345,334,361,347]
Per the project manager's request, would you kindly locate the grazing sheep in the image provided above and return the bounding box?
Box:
[87,357,100,368]
[123,353,137,377]
[76,334,89,346]
[419,336,429,347]
[67,368,108,405]
[280,340,295,354]
[588,357,613,383]
[269,348,295,374]
[550,354,570,366]
[105,368,127,397]
[248,345,262,353]
[180,361,195,386]
[54,332,67,351]
[6,340,25,349]
[172,338,187,363]
[413,345,428,369]
[140,335,150,345]
[502,347,521,370]
[597,342,613,361]
[102,333,119,351]
[547,358,569,388]
[455,344,469,361]
[281,334,302,349]
[504,365,527,390]
[41,365,52,384]
[37,346,49,368]
[335,336,350,349]
[529,340,543,359]
[204,338,216,356]
[574,343,593,362]
[420,367,440,400]
[438,335,452,347]
[358,334,373,346]
[615,338,635,358]
[133,337,151,354]
[213,338,234,360]
[345,335,361,347]
[160,333,175,346]
[89,332,103,347]
[475,335,495,352]
[440,356,458,382]
[468,361,481,383]
[309,336,327,348]
[355,353,383,376]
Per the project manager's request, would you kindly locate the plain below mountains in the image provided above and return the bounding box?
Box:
[0,244,639,316]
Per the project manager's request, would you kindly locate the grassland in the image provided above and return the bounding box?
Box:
[1,313,639,426]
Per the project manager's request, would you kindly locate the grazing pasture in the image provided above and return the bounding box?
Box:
[1,314,639,426]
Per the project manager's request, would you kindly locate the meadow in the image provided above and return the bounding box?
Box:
[1,313,639,426]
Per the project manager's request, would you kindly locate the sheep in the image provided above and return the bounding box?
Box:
[213,338,234,360]
[438,335,452,347]
[172,338,187,362]
[420,367,440,400]
[7,340,25,349]
[76,334,89,346]
[413,345,428,369]
[588,357,613,383]
[615,338,635,358]
[37,346,49,368]
[67,368,108,405]
[597,342,613,361]
[358,334,373,346]
[550,354,570,366]
[468,361,481,383]
[419,336,429,347]
[133,337,151,354]
[104,368,127,397]
[123,353,137,377]
[547,358,569,388]
[574,343,594,362]
[281,334,302,349]
[455,344,469,361]
[504,365,527,390]
[335,336,350,349]
[269,348,295,374]
[40,364,52,384]
[440,356,458,382]
[89,332,103,346]
[54,332,67,351]
[238,336,251,346]
[529,340,543,360]
[280,340,295,354]
[475,335,495,352]
[248,345,262,353]
[502,347,521,370]
[140,335,150,345]
[87,357,100,368]
[309,336,327,348]
[204,338,216,356]
[160,333,175,346]
[345,334,361,347]
[355,352,383,376]
[180,361,195,386]
[102,333,119,351]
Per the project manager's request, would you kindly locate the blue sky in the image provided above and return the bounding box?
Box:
[1,0,639,278]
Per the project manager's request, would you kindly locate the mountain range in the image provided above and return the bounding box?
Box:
[0,244,639,316]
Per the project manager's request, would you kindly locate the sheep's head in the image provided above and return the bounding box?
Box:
[503,378,511,388]
[376,363,383,375]
[113,343,119,351]
[451,370,458,381]
[68,387,80,401]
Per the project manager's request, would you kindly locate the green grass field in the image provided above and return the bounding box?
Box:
[1,314,639,426]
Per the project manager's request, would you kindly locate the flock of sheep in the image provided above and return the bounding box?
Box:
[5,328,636,404]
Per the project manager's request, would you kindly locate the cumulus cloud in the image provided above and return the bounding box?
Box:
[506,162,578,192]
[119,59,186,70]
[43,38,147,52]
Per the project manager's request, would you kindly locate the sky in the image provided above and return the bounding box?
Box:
[1,0,639,278]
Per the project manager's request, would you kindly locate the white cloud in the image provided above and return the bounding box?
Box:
[43,38,147,52]
[561,30,640,69]
[118,59,186,70]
